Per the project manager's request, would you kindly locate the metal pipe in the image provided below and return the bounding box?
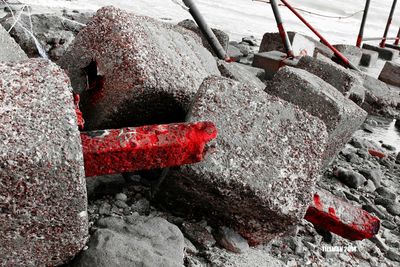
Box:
[356,0,371,47]
[394,27,400,45]
[280,0,360,71]
[270,0,294,58]
[380,0,398,47]
[182,0,229,60]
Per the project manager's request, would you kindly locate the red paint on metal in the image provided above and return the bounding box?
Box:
[81,121,217,177]
[395,37,400,46]
[73,93,84,130]
[380,37,388,48]
[368,149,386,158]
[356,35,363,48]
[305,191,380,240]
[277,23,294,58]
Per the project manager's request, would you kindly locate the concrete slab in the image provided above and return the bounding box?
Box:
[259,31,315,57]
[360,49,379,67]
[0,24,27,62]
[156,75,328,246]
[378,61,400,87]
[252,51,298,80]
[266,67,367,166]
[362,44,399,61]
[333,44,363,66]
[385,43,400,51]
[217,60,266,90]
[59,7,220,130]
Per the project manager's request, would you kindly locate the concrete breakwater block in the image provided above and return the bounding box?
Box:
[360,49,379,67]
[333,44,362,66]
[0,24,27,62]
[378,61,400,87]
[0,59,88,266]
[266,67,367,166]
[362,44,399,61]
[384,43,400,51]
[156,76,328,245]
[59,6,219,130]
[218,60,265,90]
[252,51,298,79]
[259,31,315,57]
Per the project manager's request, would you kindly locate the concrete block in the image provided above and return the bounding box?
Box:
[378,61,400,87]
[59,7,220,130]
[333,44,362,65]
[156,76,328,245]
[0,59,88,266]
[252,51,298,79]
[362,44,399,61]
[385,43,400,51]
[259,31,315,57]
[0,24,27,62]
[360,49,379,67]
[217,60,265,90]
[266,67,367,166]
[296,56,363,95]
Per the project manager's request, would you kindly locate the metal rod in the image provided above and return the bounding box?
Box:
[380,0,398,47]
[182,0,229,60]
[356,0,371,47]
[394,27,400,45]
[270,0,294,58]
[280,0,360,71]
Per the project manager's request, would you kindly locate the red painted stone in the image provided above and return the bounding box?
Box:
[305,189,380,240]
[81,121,217,177]
[368,149,386,158]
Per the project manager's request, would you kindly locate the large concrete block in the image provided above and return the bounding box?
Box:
[259,31,315,57]
[362,44,399,61]
[360,49,379,67]
[266,67,367,166]
[378,61,400,87]
[0,59,88,266]
[156,76,328,245]
[217,60,265,90]
[385,43,400,51]
[333,44,363,66]
[300,35,334,59]
[0,24,27,62]
[252,51,298,79]
[59,6,220,130]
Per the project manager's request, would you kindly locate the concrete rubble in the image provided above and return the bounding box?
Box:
[378,61,400,87]
[0,24,27,61]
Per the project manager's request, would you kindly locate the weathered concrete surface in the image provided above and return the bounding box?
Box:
[362,44,399,61]
[217,60,265,90]
[299,35,334,59]
[360,49,379,67]
[259,31,315,57]
[333,44,363,65]
[0,24,27,61]
[252,51,298,79]
[156,76,328,245]
[177,19,229,57]
[296,55,363,96]
[0,59,88,266]
[384,43,400,51]
[73,215,184,267]
[59,6,219,130]
[266,67,367,166]
[378,61,400,87]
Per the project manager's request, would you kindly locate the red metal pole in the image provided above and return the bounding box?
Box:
[280,0,359,71]
[380,0,397,48]
[394,27,400,45]
[270,0,294,58]
[356,0,371,47]
[81,121,217,177]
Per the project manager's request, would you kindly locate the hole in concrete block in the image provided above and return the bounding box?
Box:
[83,60,104,91]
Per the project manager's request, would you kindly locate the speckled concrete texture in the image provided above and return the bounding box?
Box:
[267,67,367,167]
[0,59,88,266]
[156,76,328,245]
[0,24,27,62]
[59,6,220,130]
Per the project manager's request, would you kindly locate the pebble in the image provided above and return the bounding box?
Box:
[215,227,249,254]
[130,198,150,215]
[184,238,198,255]
[382,220,397,230]
[114,200,129,209]
[386,204,400,216]
[370,236,389,252]
[241,35,258,46]
[359,168,382,187]
[362,124,374,133]
[362,204,386,219]
[98,202,112,215]
[115,193,128,202]
[181,222,216,250]
[343,190,360,202]
[375,187,397,201]
[386,250,400,262]
[333,167,367,189]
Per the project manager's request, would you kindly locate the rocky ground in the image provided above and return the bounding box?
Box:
[1,1,400,267]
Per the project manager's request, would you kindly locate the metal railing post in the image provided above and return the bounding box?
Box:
[394,27,400,45]
[356,0,371,47]
[380,0,398,47]
[270,0,294,58]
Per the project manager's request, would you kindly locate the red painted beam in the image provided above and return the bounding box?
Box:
[305,189,380,240]
[81,121,217,177]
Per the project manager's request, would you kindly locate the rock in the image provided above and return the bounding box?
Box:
[375,187,397,201]
[333,167,367,189]
[115,193,127,202]
[98,202,112,216]
[227,44,244,61]
[370,236,389,252]
[348,85,366,105]
[382,143,396,151]
[386,204,400,216]
[266,67,367,166]
[363,179,376,193]
[215,226,249,254]
[242,35,258,46]
[0,24,27,61]
[0,12,92,61]
[382,220,397,230]
[73,215,185,267]
[338,253,352,262]
[234,42,251,57]
[343,190,360,202]
[360,49,379,67]
[259,31,315,57]
[184,238,198,255]
[362,44,399,60]
[252,51,298,79]
[156,76,328,245]
[386,249,400,262]
[362,123,374,133]
[0,59,88,266]
[130,198,150,215]
[379,61,400,87]
[359,169,382,187]
[181,222,216,250]
[333,44,362,65]
[86,174,126,199]
[177,19,229,56]
[59,6,219,130]
[217,60,265,90]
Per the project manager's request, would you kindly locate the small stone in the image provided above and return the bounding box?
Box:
[362,204,386,219]
[130,199,150,215]
[386,204,400,216]
[359,169,382,187]
[114,200,129,209]
[362,124,374,133]
[382,143,396,151]
[99,202,112,215]
[386,250,400,262]
[181,222,216,250]
[333,167,367,189]
[375,197,393,207]
[184,238,198,255]
[242,36,258,46]
[370,236,389,252]
[382,220,397,230]
[375,187,397,201]
[343,190,360,203]
[363,179,376,193]
[215,227,249,254]
[115,193,128,202]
